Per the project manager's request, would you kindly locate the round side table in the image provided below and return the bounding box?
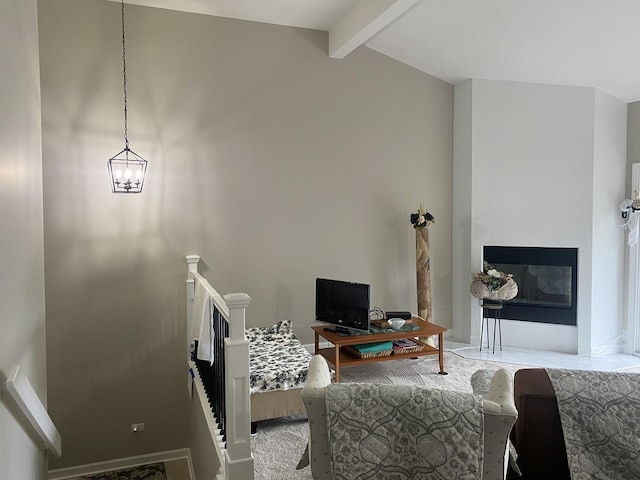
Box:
[480,301,503,354]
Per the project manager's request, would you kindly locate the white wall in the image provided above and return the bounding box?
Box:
[628,103,640,197]
[591,90,628,352]
[0,0,48,478]
[452,81,474,342]
[453,80,627,354]
[625,103,640,353]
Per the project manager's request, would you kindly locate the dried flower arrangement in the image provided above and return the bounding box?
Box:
[472,261,513,291]
[410,203,434,229]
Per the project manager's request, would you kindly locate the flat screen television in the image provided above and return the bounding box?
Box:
[315,278,370,334]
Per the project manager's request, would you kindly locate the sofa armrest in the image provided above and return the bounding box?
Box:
[301,355,332,479]
[471,368,517,480]
[304,354,332,392]
[485,368,517,417]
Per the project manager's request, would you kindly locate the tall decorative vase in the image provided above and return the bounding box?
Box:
[410,203,435,347]
[415,224,435,347]
[415,225,432,322]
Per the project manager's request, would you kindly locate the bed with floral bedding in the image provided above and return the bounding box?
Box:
[246,320,312,422]
[247,320,312,394]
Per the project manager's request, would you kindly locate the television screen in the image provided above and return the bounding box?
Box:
[315,278,370,334]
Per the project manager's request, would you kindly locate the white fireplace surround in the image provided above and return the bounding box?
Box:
[451,80,627,355]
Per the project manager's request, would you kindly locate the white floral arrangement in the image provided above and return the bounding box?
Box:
[471,261,513,291]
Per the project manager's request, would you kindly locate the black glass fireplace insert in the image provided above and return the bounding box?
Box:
[483,246,578,326]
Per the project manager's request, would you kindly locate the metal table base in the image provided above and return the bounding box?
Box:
[480,301,503,354]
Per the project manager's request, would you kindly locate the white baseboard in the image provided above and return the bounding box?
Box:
[48,448,194,480]
[304,341,328,353]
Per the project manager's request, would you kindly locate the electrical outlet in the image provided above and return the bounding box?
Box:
[131,423,145,433]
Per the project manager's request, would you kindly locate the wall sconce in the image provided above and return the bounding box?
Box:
[107,0,147,194]
[620,191,640,219]
[620,191,640,246]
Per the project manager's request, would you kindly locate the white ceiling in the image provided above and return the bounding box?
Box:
[114,0,640,103]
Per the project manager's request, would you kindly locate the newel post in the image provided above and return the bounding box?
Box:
[223,292,253,479]
[185,255,200,360]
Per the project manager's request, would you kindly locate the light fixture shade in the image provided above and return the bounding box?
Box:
[108,0,148,194]
[107,147,147,194]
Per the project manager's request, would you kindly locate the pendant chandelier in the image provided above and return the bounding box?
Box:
[107,0,147,194]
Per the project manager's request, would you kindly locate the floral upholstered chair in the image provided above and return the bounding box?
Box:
[300,355,517,480]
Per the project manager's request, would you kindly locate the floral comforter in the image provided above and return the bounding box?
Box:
[246,320,312,394]
[546,368,640,480]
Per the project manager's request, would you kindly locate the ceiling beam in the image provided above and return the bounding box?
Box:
[329,0,422,59]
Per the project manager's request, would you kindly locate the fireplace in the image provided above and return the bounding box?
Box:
[483,246,578,326]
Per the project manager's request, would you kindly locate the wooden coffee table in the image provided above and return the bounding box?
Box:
[312,319,447,382]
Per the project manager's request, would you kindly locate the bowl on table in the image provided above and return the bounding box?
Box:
[387,318,405,330]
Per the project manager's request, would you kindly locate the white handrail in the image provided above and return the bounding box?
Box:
[4,365,62,458]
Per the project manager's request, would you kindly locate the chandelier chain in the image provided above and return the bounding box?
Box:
[121,0,129,150]
[108,0,147,194]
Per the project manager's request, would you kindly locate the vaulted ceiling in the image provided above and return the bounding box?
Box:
[109,0,640,103]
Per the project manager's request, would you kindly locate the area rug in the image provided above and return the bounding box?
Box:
[79,463,167,480]
[251,351,527,480]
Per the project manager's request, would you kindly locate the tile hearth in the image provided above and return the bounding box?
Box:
[447,339,640,372]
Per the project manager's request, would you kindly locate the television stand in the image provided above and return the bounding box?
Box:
[313,317,447,382]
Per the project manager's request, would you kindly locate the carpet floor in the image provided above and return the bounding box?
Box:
[251,350,528,480]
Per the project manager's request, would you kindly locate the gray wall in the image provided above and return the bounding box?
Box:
[0,0,47,478]
[186,384,221,480]
[38,0,453,468]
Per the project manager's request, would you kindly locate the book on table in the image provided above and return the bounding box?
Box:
[351,341,393,353]
[392,339,419,352]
